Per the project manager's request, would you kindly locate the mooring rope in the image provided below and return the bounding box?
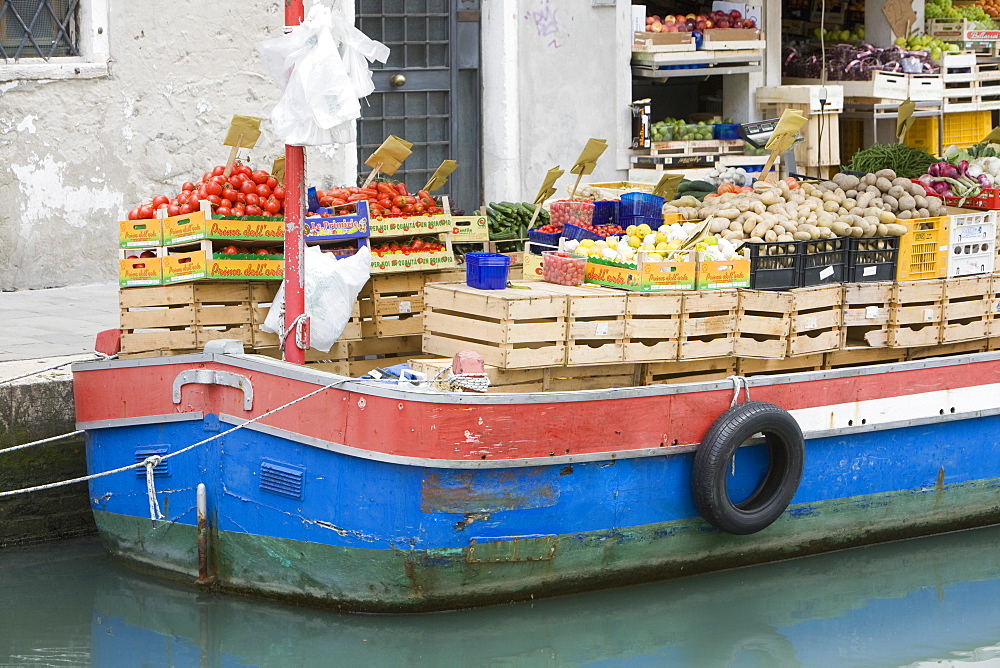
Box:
[0,352,111,386]
[0,377,352,518]
[0,430,85,456]
[727,375,751,407]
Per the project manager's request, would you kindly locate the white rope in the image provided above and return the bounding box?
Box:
[144,455,165,520]
[727,375,750,407]
[448,372,491,393]
[0,430,84,455]
[0,377,351,501]
[278,313,308,351]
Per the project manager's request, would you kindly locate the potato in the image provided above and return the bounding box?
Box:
[777,234,795,242]
[708,217,731,233]
[823,200,840,212]
[793,230,812,241]
[830,221,851,236]
[887,185,906,200]
[914,195,928,209]
[821,180,839,191]
[846,189,859,199]
[877,223,888,237]
[716,207,741,220]
[875,177,894,193]
[897,210,912,220]
[907,182,926,197]
[885,223,908,236]
[743,219,758,234]
[723,230,743,241]
[850,226,865,237]
[917,208,930,219]
[881,194,898,211]
[875,169,897,180]
[877,210,896,224]
[897,194,916,211]
[866,185,881,196]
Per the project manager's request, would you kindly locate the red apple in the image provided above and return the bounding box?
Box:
[717,17,730,28]
[663,15,676,23]
[730,9,742,20]
[705,19,714,28]
[645,16,656,25]
[664,23,679,32]
[649,21,663,32]
[695,19,707,30]
[744,18,756,29]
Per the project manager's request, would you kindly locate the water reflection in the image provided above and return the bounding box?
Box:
[3,527,1000,666]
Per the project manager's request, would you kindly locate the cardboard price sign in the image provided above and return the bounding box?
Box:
[271,156,286,184]
[882,0,917,37]
[423,160,459,192]
[652,173,684,200]
[364,135,413,185]
[529,166,565,227]
[761,109,809,181]
[223,115,263,177]
[896,99,916,142]
[569,138,608,198]
[982,127,1000,144]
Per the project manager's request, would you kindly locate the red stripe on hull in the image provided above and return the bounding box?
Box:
[73,358,1000,462]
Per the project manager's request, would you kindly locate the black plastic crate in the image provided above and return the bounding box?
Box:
[747,240,802,290]
[800,237,848,287]
[846,236,899,282]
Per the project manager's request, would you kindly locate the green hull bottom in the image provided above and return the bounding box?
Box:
[93,480,1000,612]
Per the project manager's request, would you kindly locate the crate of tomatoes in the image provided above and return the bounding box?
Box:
[315,182,444,218]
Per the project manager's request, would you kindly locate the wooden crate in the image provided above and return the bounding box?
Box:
[290,335,426,377]
[735,290,791,359]
[358,273,427,338]
[407,358,642,392]
[119,281,278,357]
[534,283,627,366]
[251,297,362,350]
[889,280,944,348]
[422,282,567,369]
[941,275,991,343]
[788,285,843,356]
[737,354,825,376]
[907,339,988,360]
[757,102,840,168]
[623,292,683,363]
[841,282,892,348]
[990,272,1000,337]
[825,347,906,369]
[678,290,738,360]
[643,358,736,385]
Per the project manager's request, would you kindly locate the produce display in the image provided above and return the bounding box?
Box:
[915,144,1000,199]
[542,251,587,286]
[846,143,937,180]
[486,201,547,241]
[564,221,743,264]
[314,182,442,218]
[370,237,446,256]
[893,34,962,60]
[550,199,596,227]
[650,118,717,142]
[813,25,865,42]
[925,0,997,25]
[126,162,285,220]
[643,9,756,32]
[677,179,727,201]
[664,173,932,244]
[704,166,754,188]
[782,43,938,80]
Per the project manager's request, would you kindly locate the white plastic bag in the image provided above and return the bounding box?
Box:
[256,5,389,146]
[261,245,372,353]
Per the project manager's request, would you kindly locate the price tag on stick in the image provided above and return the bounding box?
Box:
[652,173,684,200]
[896,98,916,143]
[760,109,808,182]
[528,166,565,228]
[423,160,459,192]
[569,138,608,198]
[364,135,413,186]
[981,127,1000,144]
[271,156,286,185]
[222,115,263,177]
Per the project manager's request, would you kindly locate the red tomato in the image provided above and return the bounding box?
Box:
[181,181,195,192]
[222,188,239,203]
[197,185,209,199]
[127,208,140,220]
[207,194,222,207]
[151,194,169,208]
[239,180,255,195]
[212,166,225,176]
[220,198,233,209]
[216,206,232,216]
[236,164,252,177]
[206,182,223,197]
[252,170,269,185]
[272,186,285,201]
[179,203,194,215]
[263,198,281,215]
[167,204,181,216]
[255,184,271,198]
[266,176,278,189]
[155,202,169,210]
[246,204,263,216]
[220,245,239,254]
[231,205,246,216]
[246,193,260,207]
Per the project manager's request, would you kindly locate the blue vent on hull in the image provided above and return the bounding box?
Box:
[260,460,304,500]
[135,446,170,478]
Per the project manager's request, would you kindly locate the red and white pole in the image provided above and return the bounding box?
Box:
[282,0,307,364]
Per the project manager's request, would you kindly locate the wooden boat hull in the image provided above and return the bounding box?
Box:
[74,351,1000,612]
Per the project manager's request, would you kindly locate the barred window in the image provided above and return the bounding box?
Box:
[1,0,80,62]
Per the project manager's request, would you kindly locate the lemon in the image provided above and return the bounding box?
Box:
[655,232,667,244]
[628,236,641,248]
[655,241,669,251]
[625,225,637,236]
[636,224,652,237]
[580,238,596,248]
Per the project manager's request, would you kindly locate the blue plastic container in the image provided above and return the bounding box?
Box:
[528,228,562,248]
[713,124,741,140]
[561,223,605,242]
[619,214,664,230]
[620,192,664,218]
[465,252,511,290]
[591,200,619,226]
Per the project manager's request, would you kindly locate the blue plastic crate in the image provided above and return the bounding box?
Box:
[713,124,741,140]
[591,200,619,226]
[528,228,562,247]
[620,192,664,218]
[561,223,604,242]
[465,252,511,290]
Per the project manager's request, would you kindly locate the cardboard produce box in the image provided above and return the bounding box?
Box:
[585,255,698,292]
[119,219,163,249]
[163,240,283,283]
[163,210,284,246]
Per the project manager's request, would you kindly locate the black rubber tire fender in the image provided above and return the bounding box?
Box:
[692,401,805,535]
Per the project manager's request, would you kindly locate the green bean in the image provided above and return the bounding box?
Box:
[847,143,936,179]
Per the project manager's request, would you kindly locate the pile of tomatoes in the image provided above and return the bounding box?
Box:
[127,163,285,220]
[316,181,442,218]
[371,237,446,255]
[217,245,282,257]
[532,224,562,234]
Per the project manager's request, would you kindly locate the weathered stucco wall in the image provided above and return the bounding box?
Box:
[483,0,631,202]
[0,1,352,291]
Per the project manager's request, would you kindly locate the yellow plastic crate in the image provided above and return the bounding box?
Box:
[897,216,951,281]
[943,110,992,149]
[904,117,940,156]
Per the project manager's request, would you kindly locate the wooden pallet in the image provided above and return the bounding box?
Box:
[735,290,791,359]
[825,347,907,369]
[643,358,736,385]
[737,353,826,376]
[119,281,279,357]
[841,282,893,349]
[422,282,568,369]
[889,279,944,348]
[788,285,843,356]
[678,290,738,360]
[623,292,683,363]
[907,338,988,360]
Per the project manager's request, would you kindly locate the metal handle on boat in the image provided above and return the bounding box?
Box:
[172,369,254,410]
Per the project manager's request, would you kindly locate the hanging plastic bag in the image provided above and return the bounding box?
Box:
[256,5,389,146]
[262,245,372,353]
